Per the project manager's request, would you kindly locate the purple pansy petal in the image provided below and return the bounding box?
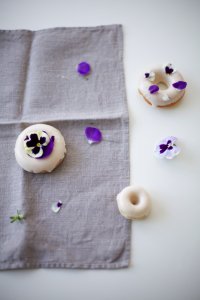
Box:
[85,127,102,144]
[38,136,55,159]
[51,201,63,213]
[57,201,63,208]
[159,144,168,153]
[166,136,177,144]
[30,133,39,142]
[172,81,187,90]
[77,62,91,76]
[26,140,35,148]
[40,131,50,146]
[32,146,40,155]
[165,66,174,74]
[40,136,46,145]
[149,85,159,94]
[26,133,39,147]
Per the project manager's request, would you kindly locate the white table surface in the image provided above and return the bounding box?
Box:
[0,0,200,299]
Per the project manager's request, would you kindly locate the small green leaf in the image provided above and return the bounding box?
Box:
[10,211,25,223]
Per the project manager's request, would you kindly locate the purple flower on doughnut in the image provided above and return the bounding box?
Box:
[172,81,187,90]
[149,84,159,94]
[144,71,155,82]
[155,136,181,159]
[165,63,174,74]
[24,131,55,159]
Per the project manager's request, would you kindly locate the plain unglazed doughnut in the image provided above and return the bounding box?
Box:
[116,186,151,220]
[15,124,66,173]
[138,63,187,107]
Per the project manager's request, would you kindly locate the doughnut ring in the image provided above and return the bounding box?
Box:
[138,63,187,107]
[15,124,66,173]
[116,186,151,220]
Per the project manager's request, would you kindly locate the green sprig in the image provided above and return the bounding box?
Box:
[10,210,25,223]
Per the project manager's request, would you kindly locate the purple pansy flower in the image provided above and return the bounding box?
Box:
[51,201,63,213]
[85,127,102,144]
[164,63,175,75]
[149,84,159,94]
[172,81,187,90]
[77,62,91,76]
[144,71,155,82]
[24,131,54,159]
[155,136,181,159]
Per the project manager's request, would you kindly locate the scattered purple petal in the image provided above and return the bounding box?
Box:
[51,201,63,213]
[85,127,102,144]
[172,81,187,90]
[57,201,63,208]
[77,62,91,76]
[154,136,181,159]
[149,85,159,94]
[38,136,55,159]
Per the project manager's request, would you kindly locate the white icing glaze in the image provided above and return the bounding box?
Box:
[139,64,186,107]
[116,186,151,220]
[15,124,66,173]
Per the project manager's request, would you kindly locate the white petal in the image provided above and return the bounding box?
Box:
[51,201,63,213]
[162,94,170,101]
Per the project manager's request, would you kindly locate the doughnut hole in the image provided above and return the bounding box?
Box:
[130,193,139,205]
[155,73,169,90]
[157,81,168,90]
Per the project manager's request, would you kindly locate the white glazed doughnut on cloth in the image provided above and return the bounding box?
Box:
[138,63,187,107]
[15,124,66,173]
[116,186,151,220]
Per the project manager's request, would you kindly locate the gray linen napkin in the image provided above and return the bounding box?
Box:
[0,25,130,269]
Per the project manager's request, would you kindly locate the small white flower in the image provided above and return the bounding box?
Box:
[51,201,63,213]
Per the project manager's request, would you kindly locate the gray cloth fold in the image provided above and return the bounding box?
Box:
[0,24,130,269]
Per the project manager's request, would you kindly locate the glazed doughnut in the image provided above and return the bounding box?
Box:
[15,124,66,173]
[138,63,187,107]
[116,186,151,220]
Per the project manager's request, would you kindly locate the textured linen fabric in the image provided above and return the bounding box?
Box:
[0,25,130,270]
